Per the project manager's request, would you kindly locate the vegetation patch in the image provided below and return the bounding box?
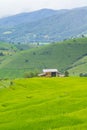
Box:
[0,78,87,130]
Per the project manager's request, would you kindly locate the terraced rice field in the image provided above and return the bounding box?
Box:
[0,78,87,130]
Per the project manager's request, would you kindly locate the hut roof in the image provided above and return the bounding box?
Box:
[43,69,58,73]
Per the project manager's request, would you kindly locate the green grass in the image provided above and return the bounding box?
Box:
[0,37,87,78]
[0,78,87,129]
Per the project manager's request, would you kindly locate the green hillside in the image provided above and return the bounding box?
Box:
[0,42,18,65]
[0,41,17,53]
[69,56,87,76]
[0,37,87,78]
[0,78,87,130]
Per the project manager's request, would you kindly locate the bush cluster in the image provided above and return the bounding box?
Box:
[24,71,39,78]
[79,73,87,77]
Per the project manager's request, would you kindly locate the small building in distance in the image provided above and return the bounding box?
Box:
[38,69,61,77]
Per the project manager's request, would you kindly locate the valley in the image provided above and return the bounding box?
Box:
[0,5,87,130]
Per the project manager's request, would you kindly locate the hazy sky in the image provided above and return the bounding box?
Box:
[0,0,87,18]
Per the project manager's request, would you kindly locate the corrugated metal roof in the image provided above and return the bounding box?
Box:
[43,69,58,73]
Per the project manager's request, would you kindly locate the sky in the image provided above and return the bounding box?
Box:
[0,0,87,18]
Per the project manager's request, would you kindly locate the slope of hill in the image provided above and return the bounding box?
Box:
[0,37,87,78]
[0,78,87,130]
[0,7,87,43]
[69,56,87,76]
[0,41,18,57]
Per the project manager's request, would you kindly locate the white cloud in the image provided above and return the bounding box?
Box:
[0,0,87,18]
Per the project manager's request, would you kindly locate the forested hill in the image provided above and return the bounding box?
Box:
[0,7,87,43]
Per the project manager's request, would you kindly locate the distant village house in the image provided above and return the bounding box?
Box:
[38,69,64,77]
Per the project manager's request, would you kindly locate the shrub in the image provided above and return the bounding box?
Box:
[24,71,39,78]
[79,73,87,77]
[0,52,4,56]
[64,71,69,77]
[25,59,28,62]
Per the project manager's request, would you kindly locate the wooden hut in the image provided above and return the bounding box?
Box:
[38,69,60,77]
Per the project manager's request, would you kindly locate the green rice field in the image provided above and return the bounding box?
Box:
[0,77,87,130]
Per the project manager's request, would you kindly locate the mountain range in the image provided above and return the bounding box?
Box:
[0,6,87,43]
